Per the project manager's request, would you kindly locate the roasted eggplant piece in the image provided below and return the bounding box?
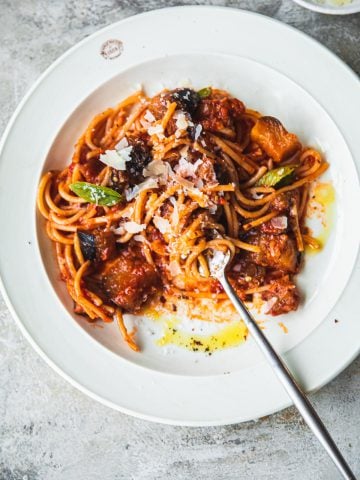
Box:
[77,231,96,261]
[99,247,161,312]
[249,233,299,273]
[251,116,301,163]
[77,230,116,262]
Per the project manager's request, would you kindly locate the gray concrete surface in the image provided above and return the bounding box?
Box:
[0,1,359,479]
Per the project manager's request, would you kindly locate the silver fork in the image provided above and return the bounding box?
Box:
[208,250,357,480]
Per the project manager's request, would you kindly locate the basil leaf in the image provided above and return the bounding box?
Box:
[198,87,212,99]
[256,166,297,189]
[69,182,123,206]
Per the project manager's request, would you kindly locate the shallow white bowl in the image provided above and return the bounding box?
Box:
[39,52,357,376]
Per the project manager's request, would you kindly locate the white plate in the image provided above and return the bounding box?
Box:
[292,0,360,14]
[0,6,359,425]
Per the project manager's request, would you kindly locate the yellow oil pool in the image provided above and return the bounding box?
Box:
[306,182,335,254]
[157,319,248,353]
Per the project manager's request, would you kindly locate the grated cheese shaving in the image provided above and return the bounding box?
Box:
[169,196,179,226]
[143,160,167,177]
[144,110,155,123]
[123,221,146,234]
[208,202,217,215]
[175,112,190,130]
[134,234,145,242]
[148,124,164,136]
[140,118,151,129]
[174,157,203,179]
[99,147,133,170]
[125,177,159,201]
[153,216,171,234]
[194,124,202,140]
[115,137,129,150]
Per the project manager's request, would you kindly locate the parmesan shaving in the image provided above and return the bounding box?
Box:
[208,202,217,215]
[174,157,203,179]
[148,124,164,136]
[140,118,151,129]
[175,113,189,130]
[118,146,133,162]
[123,221,146,234]
[194,124,202,140]
[153,216,171,234]
[125,177,159,201]
[99,147,133,170]
[143,160,167,177]
[144,110,155,123]
[193,158,204,170]
[134,234,145,242]
[169,196,179,226]
[115,137,129,150]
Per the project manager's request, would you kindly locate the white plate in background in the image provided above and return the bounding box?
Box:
[292,0,360,14]
[0,7,359,425]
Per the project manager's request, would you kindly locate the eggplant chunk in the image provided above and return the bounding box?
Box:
[77,231,96,261]
[251,116,301,163]
[250,233,299,273]
[78,229,116,262]
[99,248,161,312]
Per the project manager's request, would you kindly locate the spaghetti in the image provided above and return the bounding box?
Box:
[37,87,328,350]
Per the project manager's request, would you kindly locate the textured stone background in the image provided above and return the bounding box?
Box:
[0,1,359,479]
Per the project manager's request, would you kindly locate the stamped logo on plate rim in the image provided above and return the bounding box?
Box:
[100,39,123,60]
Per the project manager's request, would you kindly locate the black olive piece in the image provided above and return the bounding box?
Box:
[171,88,200,116]
[77,231,96,261]
[126,143,151,185]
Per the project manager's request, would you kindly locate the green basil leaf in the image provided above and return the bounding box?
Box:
[256,165,297,189]
[69,182,123,206]
[198,87,212,99]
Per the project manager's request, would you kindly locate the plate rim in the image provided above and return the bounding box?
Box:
[1,5,360,426]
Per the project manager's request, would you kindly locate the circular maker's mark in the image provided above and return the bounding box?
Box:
[100,39,123,60]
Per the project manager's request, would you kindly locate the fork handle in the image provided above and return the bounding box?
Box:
[220,274,357,480]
